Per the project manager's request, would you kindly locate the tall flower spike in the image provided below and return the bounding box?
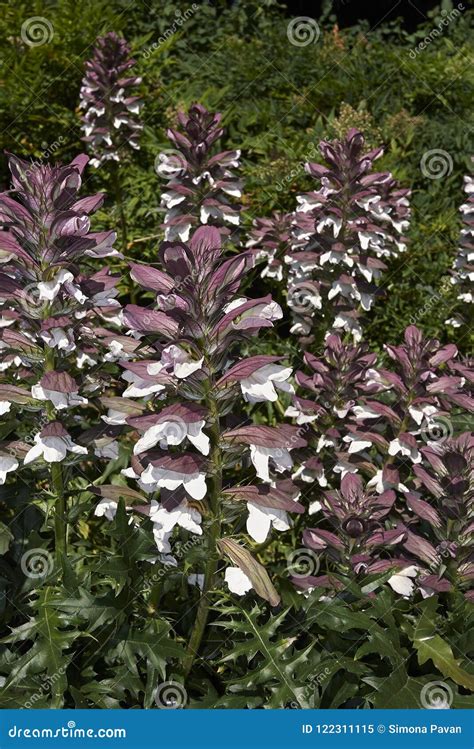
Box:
[289,325,473,596]
[287,129,410,342]
[392,433,474,599]
[346,326,473,483]
[80,32,143,168]
[156,103,242,242]
[109,226,302,622]
[446,167,474,328]
[0,153,121,486]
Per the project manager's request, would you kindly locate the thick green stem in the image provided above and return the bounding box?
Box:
[183,386,222,679]
[182,523,219,678]
[52,463,66,563]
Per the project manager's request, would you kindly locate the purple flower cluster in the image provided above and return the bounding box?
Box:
[289,325,473,598]
[447,169,473,328]
[156,104,242,241]
[0,154,121,475]
[287,129,410,341]
[80,32,142,168]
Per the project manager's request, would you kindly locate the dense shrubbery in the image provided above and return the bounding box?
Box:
[0,0,472,710]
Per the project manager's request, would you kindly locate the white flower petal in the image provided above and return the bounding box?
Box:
[187,422,210,456]
[224,567,253,596]
[184,472,207,500]
[246,503,272,543]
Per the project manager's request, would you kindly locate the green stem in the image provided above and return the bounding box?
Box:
[183,383,222,679]
[52,463,66,563]
[183,525,219,678]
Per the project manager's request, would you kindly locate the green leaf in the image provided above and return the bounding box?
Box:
[0,522,13,555]
[214,602,316,708]
[411,599,474,691]
[355,630,405,667]
[364,668,428,709]
[52,587,127,632]
[414,635,474,691]
[0,587,77,708]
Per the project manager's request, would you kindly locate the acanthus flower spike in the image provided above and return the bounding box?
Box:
[108,225,303,638]
[0,152,121,562]
[286,129,410,342]
[289,324,473,596]
[156,103,242,242]
[79,32,143,168]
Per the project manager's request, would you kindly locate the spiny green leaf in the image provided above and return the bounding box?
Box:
[51,587,128,632]
[214,602,317,708]
[355,630,406,666]
[414,634,474,691]
[364,668,427,709]
[0,588,77,708]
